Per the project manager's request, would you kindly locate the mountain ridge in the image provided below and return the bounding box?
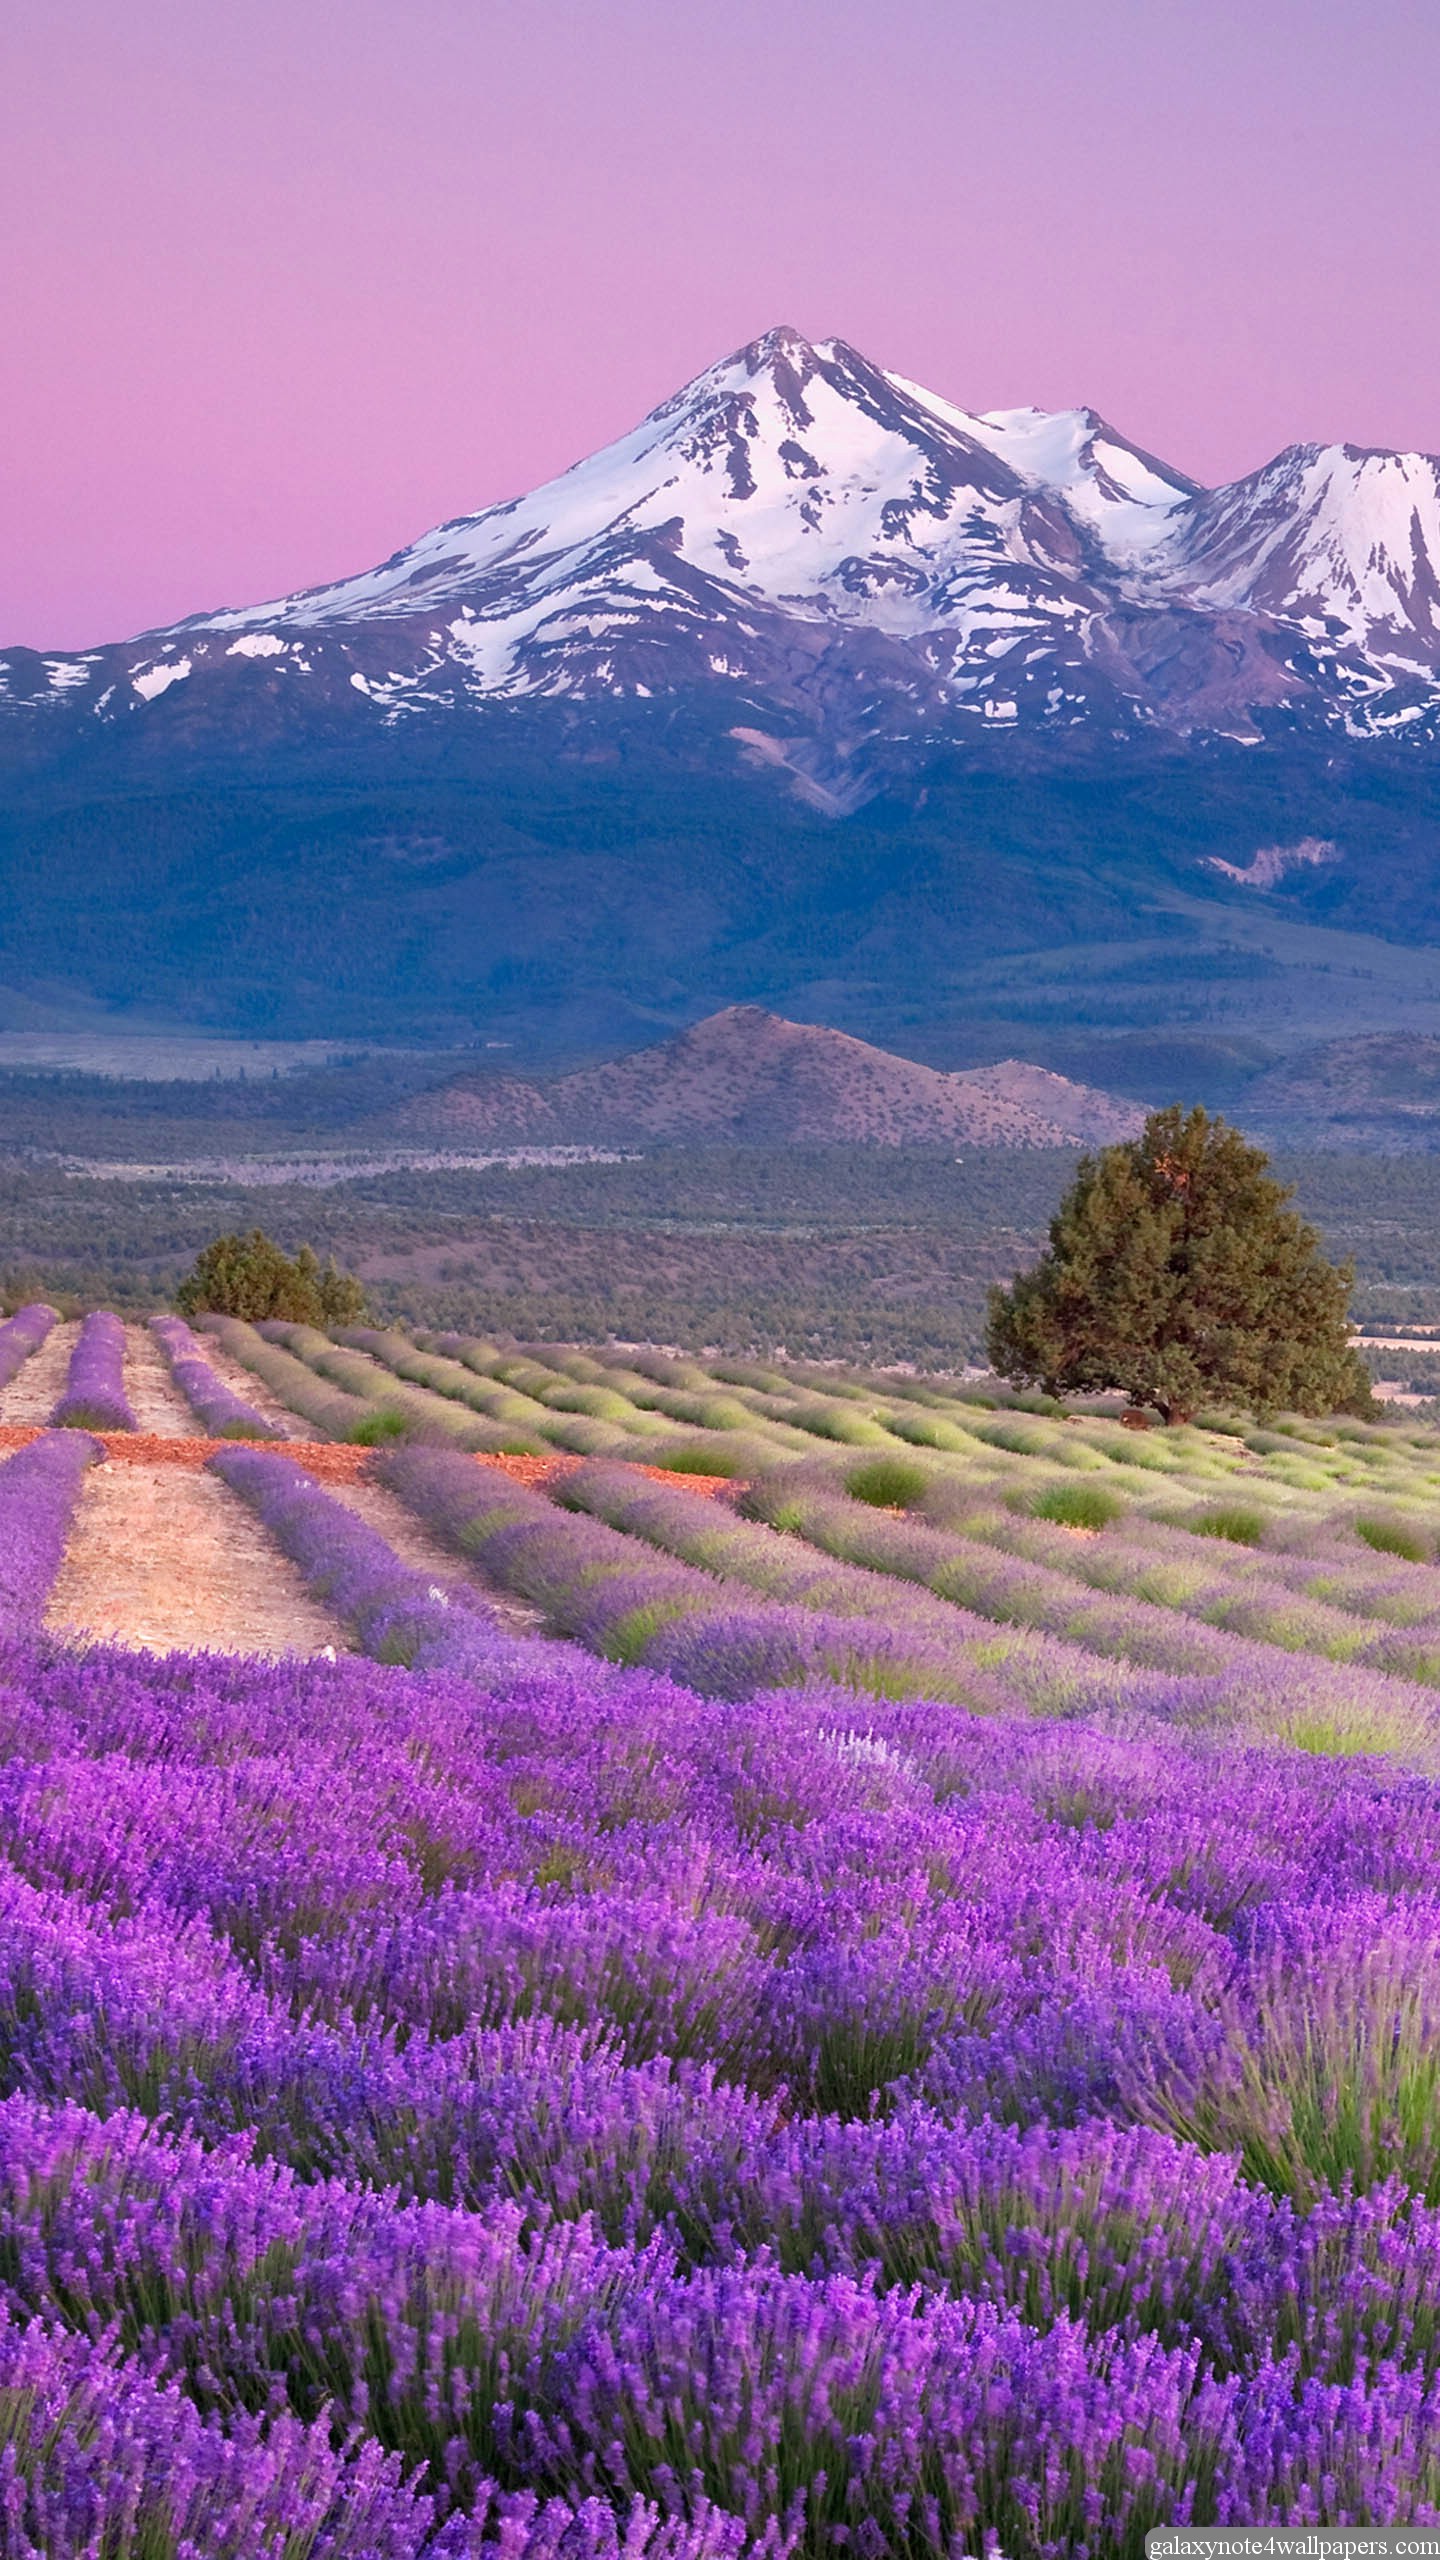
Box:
[5,328,1440,1067]
[7,325,1440,771]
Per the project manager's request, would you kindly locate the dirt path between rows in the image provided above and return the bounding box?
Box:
[122,1324,198,1435]
[46,1460,348,1658]
[0,1320,78,1425]
[326,1476,549,1641]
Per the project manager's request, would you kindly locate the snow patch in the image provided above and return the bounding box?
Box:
[130,658,191,701]
[1209,837,1338,889]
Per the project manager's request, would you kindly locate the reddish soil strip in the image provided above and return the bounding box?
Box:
[3,1399,734,1660]
[45,1459,349,1659]
[631,1461,734,1499]
[474,1452,582,1489]
[0,1425,374,1480]
[0,1319,79,1426]
[0,1424,734,1503]
[473,1451,734,1500]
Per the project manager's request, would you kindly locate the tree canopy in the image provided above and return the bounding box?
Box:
[175,1230,366,1327]
[985,1105,1372,1425]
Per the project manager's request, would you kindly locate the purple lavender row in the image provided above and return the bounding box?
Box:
[380,1442,1034,1713]
[0,2298,737,2557]
[10,1873,1440,2374]
[210,1443,543,1679]
[0,1431,98,1631]
[7,1639,1440,2523]
[1106,1503,1440,1620]
[910,1469,1440,1668]
[6,2084,1440,2539]
[738,1465,1368,1677]
[48,1308,135,1432]
[8,1644,1440,2209]
[535,1458,1440,1755]
[149,1312,284,1440]
[14,1629,1440,2176]
[0,1301,56,1390]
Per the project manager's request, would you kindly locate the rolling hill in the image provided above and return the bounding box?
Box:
[391,1005,1146,1148]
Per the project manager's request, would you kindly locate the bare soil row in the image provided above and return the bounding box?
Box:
[0,1320,727,1659]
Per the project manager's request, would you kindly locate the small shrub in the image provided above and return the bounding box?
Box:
[1355,1514,1432,1563]
[600,1599,702,1665]
[1192,1504,1268,1546]
[348,1408,410,1446]
[660,1444,742,1477]
[790,1403,890,1447]
[846,1456,931,1510]
[883,1411,974,1451]
[1031,1483,1124,1531]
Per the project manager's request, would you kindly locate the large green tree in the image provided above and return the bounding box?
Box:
[176,1230,365,1327]
[986,1105,1372,1425]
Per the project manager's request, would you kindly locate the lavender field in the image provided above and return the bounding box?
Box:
[6,1307,1440,2547]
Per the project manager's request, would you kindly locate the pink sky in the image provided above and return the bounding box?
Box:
[4,0,1438,649]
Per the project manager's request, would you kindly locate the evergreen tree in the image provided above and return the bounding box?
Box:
[175,1230,366,1326]
[986,1105,1372,1424]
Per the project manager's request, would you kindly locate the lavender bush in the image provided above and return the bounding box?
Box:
[0,1430,98,1629]
[0,1301,56,1390]
[49,1309,136,1432]
[199,1314,385,1440]
[380,1444,1035,1712]
[15,1331,1440,2534]
[3,1633,1440,2531]
[151,1312,285,1439]
[211,1443,541,1682]
[340,1326,554,1450]
[261,1322,539,1452]
[551,1459,1440,1758]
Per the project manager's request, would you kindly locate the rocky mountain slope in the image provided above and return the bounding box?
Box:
[394,1006,1144,1148]
[1245,1035,1440,1150]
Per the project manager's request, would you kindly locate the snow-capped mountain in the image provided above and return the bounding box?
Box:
[1142,445,1440,687]
[6,324,1440,758]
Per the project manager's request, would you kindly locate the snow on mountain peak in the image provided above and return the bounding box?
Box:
[198,324,1041,649]
[11,324,1440,749]
[882,378,1199,551]
[1150,439,1440,669]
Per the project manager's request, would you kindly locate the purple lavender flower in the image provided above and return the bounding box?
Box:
[0,1430,98,1628]
[6,1429,1440,2535]
[211,1443,542,1681]
[49,1309,135,1432]
[0,2297,459,2556]
[0,1302,56,1390]
[151,1312,284,1438]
